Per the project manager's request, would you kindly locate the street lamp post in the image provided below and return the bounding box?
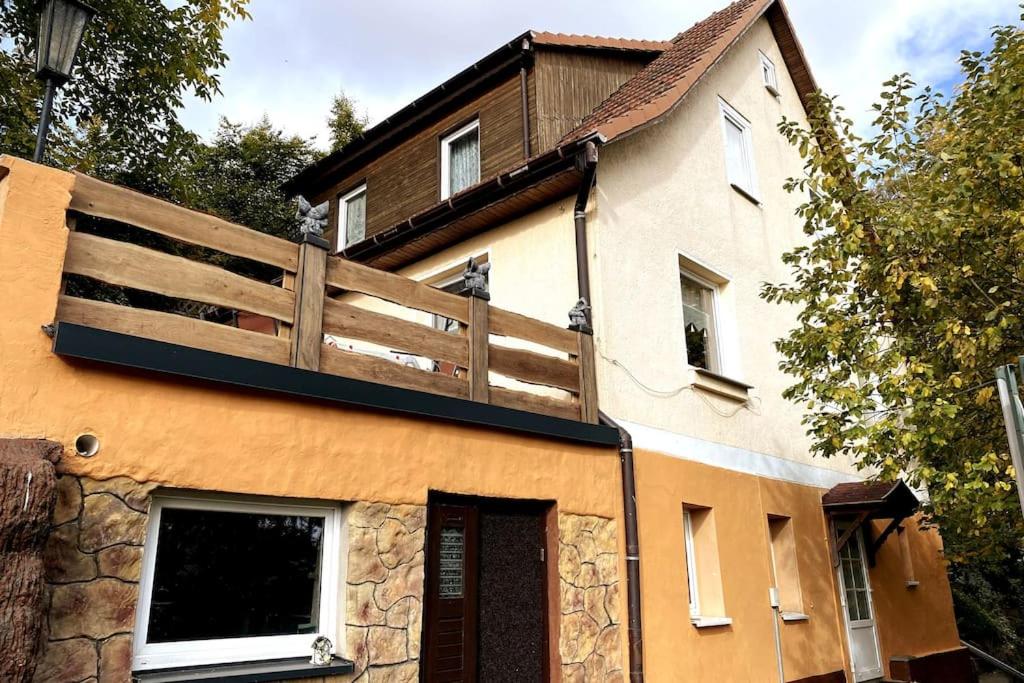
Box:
[33,0,96,163]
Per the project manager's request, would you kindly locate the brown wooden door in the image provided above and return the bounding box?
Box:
[424,503,479,682]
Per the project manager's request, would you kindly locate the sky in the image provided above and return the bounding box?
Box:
[177,0,1020,147]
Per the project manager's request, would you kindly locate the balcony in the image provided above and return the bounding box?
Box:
[12,158,608,443]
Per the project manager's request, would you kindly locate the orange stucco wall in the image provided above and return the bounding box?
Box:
[870,517,962,669]
[634,447,963,682]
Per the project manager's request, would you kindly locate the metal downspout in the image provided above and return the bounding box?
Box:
[599,411,645,683]
[574,141,598,326]
[572,140,645,681]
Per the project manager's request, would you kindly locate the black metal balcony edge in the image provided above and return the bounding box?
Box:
[53,323,620,447]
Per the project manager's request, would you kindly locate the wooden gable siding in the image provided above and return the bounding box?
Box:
[316,74,527,249]
[533,48,650,151]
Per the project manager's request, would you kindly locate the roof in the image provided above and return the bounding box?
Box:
[530,32,672,53]
[822,480,920,519]
[563,0,817,144]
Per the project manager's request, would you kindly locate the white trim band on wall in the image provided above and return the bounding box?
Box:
[618,419,862,489]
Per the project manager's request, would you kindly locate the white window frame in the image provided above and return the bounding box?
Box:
[759,50,780,97]
[133,494,342,671]
[440,119,480,200]
[719,98,760,202]
[683,509,700,617]
[337,183,367,251]
[679,268,723,374]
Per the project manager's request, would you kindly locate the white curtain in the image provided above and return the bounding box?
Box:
[448,128,480,196]
[345,191,366,246]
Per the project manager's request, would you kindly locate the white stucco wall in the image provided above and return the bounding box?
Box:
[588,17,857,476]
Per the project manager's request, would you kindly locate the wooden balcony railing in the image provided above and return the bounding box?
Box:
[56,172,598,423]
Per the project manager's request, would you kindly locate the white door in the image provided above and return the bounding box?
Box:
[836,523,883,681]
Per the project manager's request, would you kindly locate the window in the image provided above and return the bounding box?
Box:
[897,526,919,588]
[338,183,367,250]
[767,515,807,620]
[719,99,759,201]
[680,270,720,373]
[134,495,341,671]
[682,505,730,627]
[441,120,480,199]
[760,51,780,96]
[683,509,701,617]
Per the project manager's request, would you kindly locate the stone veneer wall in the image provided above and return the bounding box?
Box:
[35,474,154,683]
[35,485,619,683]
[342,502,426,683]
[558,513,624,682]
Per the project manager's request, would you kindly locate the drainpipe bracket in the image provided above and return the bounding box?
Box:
[568,323,593,335]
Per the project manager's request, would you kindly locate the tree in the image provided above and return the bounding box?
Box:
[0,0,251,193]
[184,116,319,242]
[326,90,368,152]
[763,13,1024,665]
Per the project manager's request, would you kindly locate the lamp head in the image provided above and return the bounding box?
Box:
[35,0,96,83]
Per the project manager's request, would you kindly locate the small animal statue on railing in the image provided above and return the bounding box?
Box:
[568,298,591,329]
[295,196,330,237]
[461,257,491,294]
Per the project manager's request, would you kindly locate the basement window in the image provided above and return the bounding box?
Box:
[133,495,341,671]
[338,183,367,250]
[441,119,480,199]
[719,98,759,203]
[683,506,731,628]
[760,51,780,97]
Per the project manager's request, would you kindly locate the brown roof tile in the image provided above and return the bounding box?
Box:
[563,0,814,144]
[822,481,903,507]
[821,480,919,519]
[531,32,672,53]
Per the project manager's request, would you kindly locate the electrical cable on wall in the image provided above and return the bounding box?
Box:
[596,346,762,418]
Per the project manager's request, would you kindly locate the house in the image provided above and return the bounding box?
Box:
[0,1,972,683]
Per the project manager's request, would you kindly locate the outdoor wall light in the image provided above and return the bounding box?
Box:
[33,0,96,163]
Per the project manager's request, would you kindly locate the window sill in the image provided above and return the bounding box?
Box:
[691,615,733,628]
[764,84,781,98]
[781,612,810,622]
[691,367,753,403]
[133,657,355,683]
[729,182,761,207]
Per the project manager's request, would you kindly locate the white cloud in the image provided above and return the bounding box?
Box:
[177,0,1020,146]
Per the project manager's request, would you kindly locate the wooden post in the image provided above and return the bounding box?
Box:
[467,290,490,402]
[571,324,599,423]
[288,233,328,370]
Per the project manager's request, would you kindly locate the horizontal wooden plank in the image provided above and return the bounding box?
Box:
[325,256,469,323]
[71,172,299,271]
[489,344,580,393]
[56,295,290,365]
[322,299,470,367]
[489,306,578,353]
[319,343,470,399]
[64,232,295,323]
[489,386,580,421]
